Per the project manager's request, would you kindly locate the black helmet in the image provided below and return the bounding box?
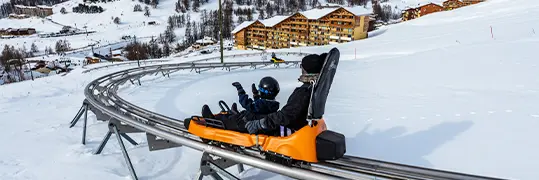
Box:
[258,76,280,100]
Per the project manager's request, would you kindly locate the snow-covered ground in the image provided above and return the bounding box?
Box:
[1,0,539,179]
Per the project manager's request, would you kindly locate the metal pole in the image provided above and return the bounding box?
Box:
[219,0,224,63]
[112,125,138,180]
[82,104,88,145]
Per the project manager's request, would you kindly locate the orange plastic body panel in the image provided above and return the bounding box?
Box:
[188,117,327,163]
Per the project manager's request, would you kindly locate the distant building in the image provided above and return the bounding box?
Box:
[402,8,419,21]
[8,13,30,19]
[417,3,444,17]
[443,0,465,10]
[0,28,36,36]
[232,7,371,50]
[402,3,444,21]
[462,0,485,6]
[13,5,53,17]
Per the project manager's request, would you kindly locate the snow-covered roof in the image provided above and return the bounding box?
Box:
[343,6,373,16]
[232,21,255,34]
[112,50,122,54]
[36,5,52,9]
[260,16,289,27]
[300,6,372,19]
[420,2,442,7]
[300,8,339,19]
[196,37,216,44]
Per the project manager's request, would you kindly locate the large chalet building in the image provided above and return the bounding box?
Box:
[232,7,371,50]
[13,5,53,17]
[403,0,486,21]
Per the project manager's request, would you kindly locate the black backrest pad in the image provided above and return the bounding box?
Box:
[316,130,346,160]
[310,48,340,119]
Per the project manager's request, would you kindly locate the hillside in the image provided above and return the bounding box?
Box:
[0,0,378,53]
[0,0,538,180]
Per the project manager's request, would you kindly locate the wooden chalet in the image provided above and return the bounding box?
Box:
[417,3,444,17]
[232,7,371,50]
[462,0,485,6]
[443,0,465,10]
[402,8,419,21]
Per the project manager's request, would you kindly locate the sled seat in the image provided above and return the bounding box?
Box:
[271,57,285,63]
[188,116,327,163]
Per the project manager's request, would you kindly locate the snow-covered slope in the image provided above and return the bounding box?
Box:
[0,0,227,51]
[1,0,539,179]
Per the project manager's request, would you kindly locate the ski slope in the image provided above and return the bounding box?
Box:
[1,0,539,179]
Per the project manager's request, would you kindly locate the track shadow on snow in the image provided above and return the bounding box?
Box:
[345,121,473,168]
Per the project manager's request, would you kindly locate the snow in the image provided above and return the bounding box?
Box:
[195,37,216,44]
[300,8,340,19]
[1,0,539,179]
[232,20,255,34]
[260,15,289,27]
[343,6,373,16]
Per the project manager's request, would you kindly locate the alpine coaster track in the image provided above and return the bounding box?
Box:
[70,53,506,180]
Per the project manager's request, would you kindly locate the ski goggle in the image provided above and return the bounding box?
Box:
[258,87,272,94]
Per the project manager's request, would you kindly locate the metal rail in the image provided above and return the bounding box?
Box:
[81,51,310,73]
[80,56,505,180]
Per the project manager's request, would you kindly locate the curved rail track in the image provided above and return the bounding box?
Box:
[75,53,506,180]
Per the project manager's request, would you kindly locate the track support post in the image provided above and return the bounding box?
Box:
[195,152,243,180]
[93,119,142,180]
[69,100,90,145]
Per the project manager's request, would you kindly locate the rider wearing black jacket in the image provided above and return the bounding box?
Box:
[244,53,327,135]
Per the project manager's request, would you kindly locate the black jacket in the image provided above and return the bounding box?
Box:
[262,83,311,131]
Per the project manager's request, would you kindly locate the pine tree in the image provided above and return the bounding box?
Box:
[165,26,176,43]
[299,0,306,11]
[193,22,199,41]
[144,6,150,16]
[114,17,120,24]
[265,3,273,17]
[258,9,265,19]
[31,43,39,53]
[60,7,67,14]
[193,0,200,12]
[182,0,189,11]
[247,8,253,21]
[134,4,143,12]
[185,21,192,44]
[163,42,171,56]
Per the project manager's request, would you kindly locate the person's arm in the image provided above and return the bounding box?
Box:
[245,88,307,134]
[238,93,256,112]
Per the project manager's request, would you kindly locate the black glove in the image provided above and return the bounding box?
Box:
[251,83,260,99]
[232,82,245,95]
[245,118,267,134]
